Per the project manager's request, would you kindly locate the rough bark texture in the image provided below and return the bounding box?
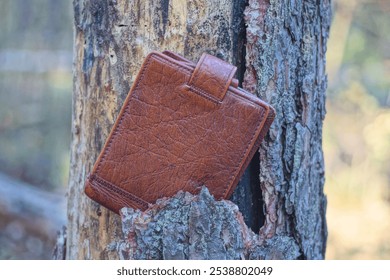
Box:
[67,0,330,260]
[114,187,299,260]
[244,0,331,259]
[53,227,67,260]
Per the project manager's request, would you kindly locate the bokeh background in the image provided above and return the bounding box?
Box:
[0,0,72,259]
[0,0,389,259]
[325,0,390,259]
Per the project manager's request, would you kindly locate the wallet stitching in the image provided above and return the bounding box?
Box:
[153,56,221,104]
[189,55,236,101]
[89,174,149,208]
[186,85,221,104]
[189,55,224,100]
[94,53,267,202]
[153,56,266,108]
[221,66,237,100]
[221,106,266,198]
[150,55,268,198]
[95,56,153,174]
[189,54,207,88]
[153,56,192,79]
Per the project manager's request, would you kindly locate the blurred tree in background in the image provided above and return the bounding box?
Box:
[0,0,72,191]
[0,0,389,259]
[0,0,72,259]
[325,0,390,259]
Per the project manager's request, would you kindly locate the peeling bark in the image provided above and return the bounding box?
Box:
[67,0,330,260]
[114,188,299,260]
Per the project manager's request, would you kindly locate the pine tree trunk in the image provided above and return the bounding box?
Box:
[67,0,331,260]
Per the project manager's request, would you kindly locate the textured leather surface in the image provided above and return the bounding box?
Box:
[85,51,275,214]
[189,53,237,102]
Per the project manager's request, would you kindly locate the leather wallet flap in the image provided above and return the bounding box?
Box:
[85,51,275,214]
[188,53,237,102]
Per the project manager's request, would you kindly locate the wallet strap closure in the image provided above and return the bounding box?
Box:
[188,53,237,102]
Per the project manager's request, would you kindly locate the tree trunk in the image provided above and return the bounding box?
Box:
[244,0,330,259]
[67,0,331,260]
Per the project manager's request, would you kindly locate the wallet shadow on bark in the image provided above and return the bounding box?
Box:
[231,150,265,233]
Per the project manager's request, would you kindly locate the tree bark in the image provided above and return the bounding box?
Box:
[244,0,330,259]
[115,188,300,260]
[67,0,330,260]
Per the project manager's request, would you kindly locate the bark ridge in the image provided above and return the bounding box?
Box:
[114,187,300,260]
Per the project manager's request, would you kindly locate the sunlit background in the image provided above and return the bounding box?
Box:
[325,0,390,259]
[0,0,389,259]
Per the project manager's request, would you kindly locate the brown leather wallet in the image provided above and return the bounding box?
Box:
[85,51,275,214]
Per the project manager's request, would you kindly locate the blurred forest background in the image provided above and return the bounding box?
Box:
[0,0,72,259]
[0,0,389,259]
